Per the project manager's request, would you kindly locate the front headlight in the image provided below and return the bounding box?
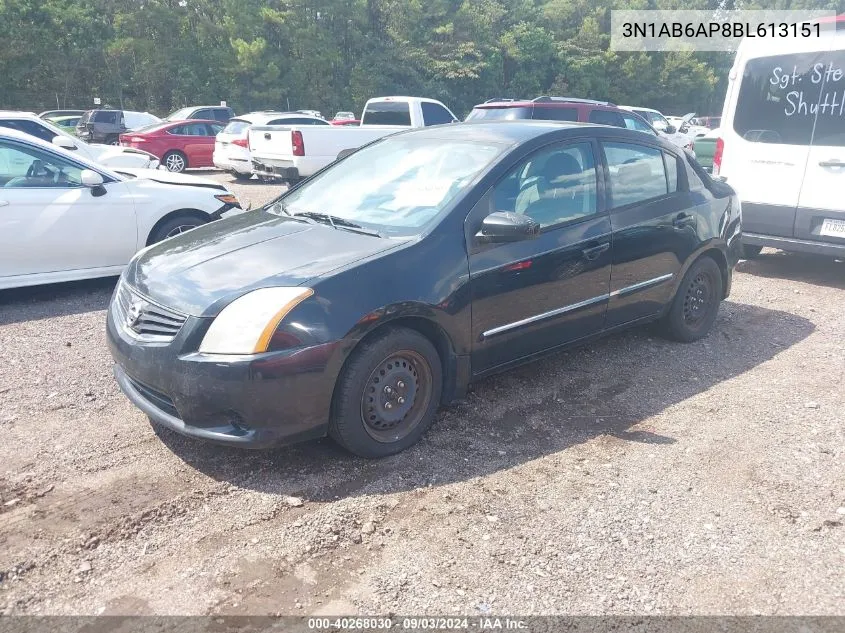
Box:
[198,287,314,355]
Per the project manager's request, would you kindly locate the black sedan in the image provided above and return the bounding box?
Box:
[107,121,743,458]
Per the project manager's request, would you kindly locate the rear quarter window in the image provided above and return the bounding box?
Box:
[589,109,625,127]
[532,107,578,122]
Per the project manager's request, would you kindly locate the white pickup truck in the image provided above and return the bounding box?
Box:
[249,96,458,182]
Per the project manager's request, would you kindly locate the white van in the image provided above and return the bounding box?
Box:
[717,18,845,258]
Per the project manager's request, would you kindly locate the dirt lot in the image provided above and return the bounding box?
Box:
[0,171,843,616]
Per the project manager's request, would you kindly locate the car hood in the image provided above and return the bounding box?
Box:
[114,168,228,190]
[125,211,408,317]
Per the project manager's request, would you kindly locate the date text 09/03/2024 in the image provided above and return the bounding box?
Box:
[307,617,529,630]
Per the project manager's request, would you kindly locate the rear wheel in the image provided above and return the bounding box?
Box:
[742,244,763,259]
[329,328,442,458]
[232,172,252,181]
[660,257,723,342]
[163,151,187,173]
[148,213,207,244]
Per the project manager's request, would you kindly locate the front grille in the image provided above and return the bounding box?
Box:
[113,282,187,343]
[128,376,181,419]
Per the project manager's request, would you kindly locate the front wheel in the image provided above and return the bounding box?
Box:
[148,214,207,244]
[660,257,723,342]
[329,328,442,458]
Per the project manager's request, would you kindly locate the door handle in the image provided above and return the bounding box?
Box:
[819,159,844,167]
[581,242,610,260]
[673,212,695,228]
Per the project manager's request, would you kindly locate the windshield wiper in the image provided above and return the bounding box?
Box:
[292,211,385,238]
[271,201,317,225]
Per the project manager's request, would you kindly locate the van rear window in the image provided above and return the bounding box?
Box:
[733,52,845,145]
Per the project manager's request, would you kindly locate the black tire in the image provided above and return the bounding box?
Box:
[742,244,763,259]
[163,151,188,173]
[329,328,442,458]
[106,135,120,146]
[660,257,723,343]
[148,213,207,244]
[232,172,252,181]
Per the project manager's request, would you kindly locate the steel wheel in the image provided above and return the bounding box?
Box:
[682,271,714,327]
[164,153,186,172]
[359,350,433,444]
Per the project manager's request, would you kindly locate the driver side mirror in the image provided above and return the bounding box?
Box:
[53,135,77,151]
[664,125,677,135]
[476,211,540,244]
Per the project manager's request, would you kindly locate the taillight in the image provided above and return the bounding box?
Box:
[232,138,248,148]
[713,137,724,176]
[291,130,305,157]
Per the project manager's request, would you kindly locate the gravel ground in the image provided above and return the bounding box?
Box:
[0,170,843,616]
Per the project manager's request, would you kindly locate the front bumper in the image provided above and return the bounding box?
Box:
[106,293,338,448]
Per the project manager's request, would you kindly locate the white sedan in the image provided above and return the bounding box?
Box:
[0,128,243,290]
[0,111,161,170]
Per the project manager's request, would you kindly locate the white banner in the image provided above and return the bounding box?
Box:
[610,10,836,52]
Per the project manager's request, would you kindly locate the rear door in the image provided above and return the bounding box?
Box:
[601,140,693,328]
[795,35,845,243]
[720,38,830,238]
[468,140,612,373]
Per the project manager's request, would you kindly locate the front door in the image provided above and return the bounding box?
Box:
[468,140,612,374]
[0,138,137,280]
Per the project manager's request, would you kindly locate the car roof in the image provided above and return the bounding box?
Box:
[0,111,39,119]
[474,97,617,109]
[229,112,319,124]
[399,120,672,146]
[0,126,120,174]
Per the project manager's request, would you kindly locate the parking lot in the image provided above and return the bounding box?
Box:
[0,170,843,616]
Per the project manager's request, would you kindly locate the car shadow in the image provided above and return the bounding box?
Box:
[737,251,845,290]
[0,277,117,326]
[156,300,814,502]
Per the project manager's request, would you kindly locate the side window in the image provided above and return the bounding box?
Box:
[663,151,679,193]
[167,125,185,135]
[0,120,57,143]
[589,109,625,128]
[193,109,211,120]
[0,139,84,188]
[603,142,669,208]
[213,109,230,122]
[652,114,670,131]
[534,107,578,122]
[421,102,456,126]
[183,123,208,136]
[493,142,598,229]
[622,114,656,135]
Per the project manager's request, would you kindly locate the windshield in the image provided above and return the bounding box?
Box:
[271,135,508,237]
[167,107,194,121]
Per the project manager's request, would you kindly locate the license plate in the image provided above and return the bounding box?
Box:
[820,218,845,237]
